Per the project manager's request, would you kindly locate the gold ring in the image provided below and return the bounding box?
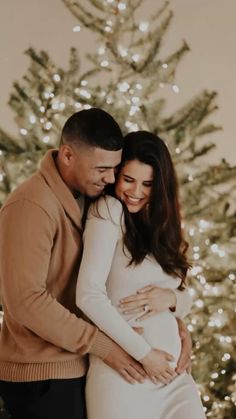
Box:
[143,304,149,313]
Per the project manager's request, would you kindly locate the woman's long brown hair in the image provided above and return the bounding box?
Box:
[109,131,190,288]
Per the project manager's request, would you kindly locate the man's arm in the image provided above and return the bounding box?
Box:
[0,199,110,359]
[0,198,147,383]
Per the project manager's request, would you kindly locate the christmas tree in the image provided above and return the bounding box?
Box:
[0,1,235,417]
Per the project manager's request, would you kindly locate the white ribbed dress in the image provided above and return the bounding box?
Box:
[77,196,205,419]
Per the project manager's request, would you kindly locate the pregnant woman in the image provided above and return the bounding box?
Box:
[76,131,205,419]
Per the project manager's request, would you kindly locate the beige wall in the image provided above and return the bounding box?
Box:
[0,0,235,164]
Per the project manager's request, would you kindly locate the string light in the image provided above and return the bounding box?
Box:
[73,25,81,32]
[118,2,126,11]
[29,115,36,124]
[129,106,139,116]
[172,84,180,93]
[100,60,109,67]
[53,74,61,82]
[74,102,82,109]
[125,121,139,131]
[42,136,50,143]
[118,82,130,92]
[118,45,128,57]
[59,102,65,110]
[79,90,91,99]
[132,54,140,62]
[98,46,106,55]
[45,122,52,130]
[139,21,149,32]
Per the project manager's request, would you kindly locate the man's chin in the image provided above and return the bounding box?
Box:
[87,188,104,199]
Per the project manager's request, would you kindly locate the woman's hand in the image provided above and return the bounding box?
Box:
[119,285,177,321]
[140,349,176,385]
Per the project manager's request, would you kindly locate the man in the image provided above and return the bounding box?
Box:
[0,108,191,419]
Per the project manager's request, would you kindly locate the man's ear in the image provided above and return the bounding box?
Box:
[59,144,74,167]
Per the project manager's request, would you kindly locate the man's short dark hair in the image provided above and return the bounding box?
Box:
[61,108,123,151]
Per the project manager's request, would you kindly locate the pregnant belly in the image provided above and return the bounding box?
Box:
[128,311,181,367]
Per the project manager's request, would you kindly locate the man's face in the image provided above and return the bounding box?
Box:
[60,145,122,198]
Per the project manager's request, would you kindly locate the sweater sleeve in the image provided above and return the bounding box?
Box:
[0,199,113,359]
[171,288,192,319]
[76,196,151,361]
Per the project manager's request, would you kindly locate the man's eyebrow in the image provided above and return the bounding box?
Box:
[95,164,120,169]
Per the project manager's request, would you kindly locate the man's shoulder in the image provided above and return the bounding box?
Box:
[1,172,59,214]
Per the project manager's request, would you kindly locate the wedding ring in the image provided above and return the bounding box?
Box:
[143,304,149,313]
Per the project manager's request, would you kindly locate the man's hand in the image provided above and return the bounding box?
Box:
[103,342,147,384]
[176,318,192,374]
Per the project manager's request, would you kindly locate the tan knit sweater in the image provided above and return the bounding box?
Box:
[0,150,113,382]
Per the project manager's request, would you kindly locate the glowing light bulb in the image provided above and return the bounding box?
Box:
[73,25,81,32]
[172,84,180,93]
[79,90,91,99]
[53,74,61,82]
[118,45,128,57]
[101,60,109,67]
[43,136,50,143]
[29,115,36,124]
[132,54,140,62]
[139,21,149,32]
[98,46,106,55]
[118,2,126,11]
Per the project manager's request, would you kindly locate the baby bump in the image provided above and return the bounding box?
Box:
[132,312,181,366]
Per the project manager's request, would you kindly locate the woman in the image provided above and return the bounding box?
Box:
[76,131,205,419]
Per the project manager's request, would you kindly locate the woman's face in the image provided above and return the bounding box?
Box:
[115,159,153,213]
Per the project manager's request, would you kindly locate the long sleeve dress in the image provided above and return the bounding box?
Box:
[76,196,205,419]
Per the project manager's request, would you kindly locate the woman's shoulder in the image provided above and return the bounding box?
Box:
[88,195,123,225]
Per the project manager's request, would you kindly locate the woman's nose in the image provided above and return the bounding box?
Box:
[129,182,142,196]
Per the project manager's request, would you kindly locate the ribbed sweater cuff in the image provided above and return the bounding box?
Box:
[89,331,114,359]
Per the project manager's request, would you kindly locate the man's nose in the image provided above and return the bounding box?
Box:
[103,169,115,184]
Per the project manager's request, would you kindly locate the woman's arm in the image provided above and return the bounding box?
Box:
[76,196,151,361]
[119,285,192,321]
